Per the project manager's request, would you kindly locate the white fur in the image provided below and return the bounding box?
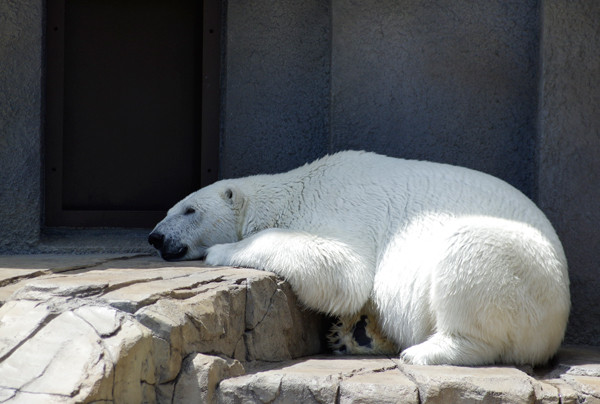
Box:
[151,151,570,366]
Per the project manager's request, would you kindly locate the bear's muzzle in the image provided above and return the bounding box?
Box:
[148,231,188,261]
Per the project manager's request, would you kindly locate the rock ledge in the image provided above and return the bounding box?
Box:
[0,254,599,403]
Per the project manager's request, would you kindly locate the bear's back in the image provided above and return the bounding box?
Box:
[296,151,556,242]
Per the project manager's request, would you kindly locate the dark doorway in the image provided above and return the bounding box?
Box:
[45,0,220,228]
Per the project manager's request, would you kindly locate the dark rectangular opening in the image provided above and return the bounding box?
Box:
[45,0,220,228]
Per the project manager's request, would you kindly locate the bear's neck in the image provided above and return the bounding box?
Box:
[238,170,306,237]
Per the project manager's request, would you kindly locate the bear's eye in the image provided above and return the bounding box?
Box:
[184,207,195,215]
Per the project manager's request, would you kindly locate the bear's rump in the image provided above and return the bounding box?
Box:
[373,215,568,363]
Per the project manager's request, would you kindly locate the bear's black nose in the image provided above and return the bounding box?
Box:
[148,232,164,249]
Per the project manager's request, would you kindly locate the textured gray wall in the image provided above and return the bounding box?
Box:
[538,1,600,344]
[221,0,331,178]
[0,0,43,252]
[330,0,539,197]
[223,1,539,196]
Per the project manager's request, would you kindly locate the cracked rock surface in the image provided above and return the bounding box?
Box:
[1,254,600,403]
[0,254,326,403]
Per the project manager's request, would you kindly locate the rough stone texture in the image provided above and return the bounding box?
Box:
[537,0,600,346]
[0,255,327,403]
[217,352,600,404]
[218,357,418,404]
[1,255,600,403]
[173,353,244,404]
[397,363,542,403]
[0,0,43,252]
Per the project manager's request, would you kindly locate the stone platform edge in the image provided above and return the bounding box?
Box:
[0,254,598,404]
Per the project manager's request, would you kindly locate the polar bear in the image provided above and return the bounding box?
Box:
[148,151,570,366]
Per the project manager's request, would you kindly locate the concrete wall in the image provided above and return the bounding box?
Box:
[538,1,600,344]
[223,1,540,198]
[330,0,539,197]
[0,0,44,252]
[221,0,331,178]
[1,0,599,345]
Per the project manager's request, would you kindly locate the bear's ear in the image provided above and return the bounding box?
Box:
[222,186,243,207]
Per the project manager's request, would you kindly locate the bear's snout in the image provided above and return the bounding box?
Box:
[148,232,164,249]
[148,231,189,261]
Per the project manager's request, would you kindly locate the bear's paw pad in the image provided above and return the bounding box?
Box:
[328,311,398,355]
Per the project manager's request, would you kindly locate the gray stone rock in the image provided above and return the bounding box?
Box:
[0,299,53,359]
[74,305,125,337]
[542,378,581,404]
[0,255,326,403]
[0,309,111,402]
[399,363,537,404]
[244,278,326,361]
[174,353,245,403]
[559,375,600,403]
[2,255,600,404]
[400,360,581,404]
[338,369,419,404]
[552,346,600,377]
[217,357,417,404]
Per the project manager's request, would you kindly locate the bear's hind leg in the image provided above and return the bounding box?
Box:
[400,333,498,366]
[410,217,569,366]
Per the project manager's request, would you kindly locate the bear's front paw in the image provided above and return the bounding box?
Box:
[205,243,236,266]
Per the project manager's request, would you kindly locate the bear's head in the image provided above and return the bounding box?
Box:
[148,181,244,261]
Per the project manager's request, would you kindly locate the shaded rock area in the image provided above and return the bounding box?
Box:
[0,254,599,403]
